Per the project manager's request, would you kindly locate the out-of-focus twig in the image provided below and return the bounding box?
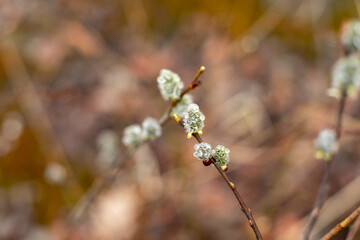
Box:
[320,206,360,240]
[229,0,304,58]
[302,91,347,240]
[302,161,331,240]
[0,38,82,192]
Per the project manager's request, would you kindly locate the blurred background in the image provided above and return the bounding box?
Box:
[0,0,360,239]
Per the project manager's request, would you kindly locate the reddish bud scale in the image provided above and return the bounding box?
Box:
[203,159,212,166]
[192,81,200,89]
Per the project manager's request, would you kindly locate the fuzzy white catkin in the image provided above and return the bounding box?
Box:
[171,94,193,119]
[211,145,230,168]
[193,142,212,161]
[329,54,360,98]
[314,129,337,160]
[142,117,162,140]
[183,103,205,138]
[157,69,184,100]
[122,124,143,148]
[341,20,360,54]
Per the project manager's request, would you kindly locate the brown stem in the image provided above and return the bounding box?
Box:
[334,91,347,138]
[320,206,360,240]
[302,161,332,240]
[68,66,205,223]
[302,92,347,240]
[181,130,263,240]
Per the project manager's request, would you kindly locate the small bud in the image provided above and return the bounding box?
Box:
[193,142,212,161]
[341,20,360,54]
[328,54,360,98]
[122,124,142,148]
[183,103,205,137]
[142,117,161,140]
[314,129,338,160]
[157,69,184,100]
[211,145,230,169]
[173,114,181,123]
[171,94,193,119]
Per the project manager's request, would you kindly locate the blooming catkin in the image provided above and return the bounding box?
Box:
[314,129,337,160]
[171,94,193,118]
[157,69,184,100]
[341,20,360,54]
[328,54,360,98]
[211,145,230,170]
[193,142,212,161]
[142,117,162,140]
[122,124,142,148]
[183,103,205,138]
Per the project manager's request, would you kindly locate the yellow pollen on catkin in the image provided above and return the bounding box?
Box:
[173,114,181,123]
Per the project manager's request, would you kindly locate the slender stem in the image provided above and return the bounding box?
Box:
[181,129,263,239]
[346,210,360,240]
[68,66,205,223]
[320,206,360,240]
[302,161,331,240]
[302,92,347,240]
[210,157,263,240]
[335,91,347,138]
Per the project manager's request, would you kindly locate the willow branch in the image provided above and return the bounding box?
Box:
[68,66,205,223]
[175,120,263,240]
[302,92,347,240]
[209,155,263,240]
[302,161,331,240]
[159,66,205,125]
[320,206,360,240]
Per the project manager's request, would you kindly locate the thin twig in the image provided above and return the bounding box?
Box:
[209,156,263,240]
[335,92,347,138]
[302,92,347,240]
[302,161,332,240]
[320,206,360,240]
[68,66,205,223]
[175,121,263,240]
[346,210,360,240]
[0,39,82,193]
